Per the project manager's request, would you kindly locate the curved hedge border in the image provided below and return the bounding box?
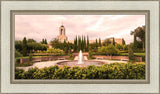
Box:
[15,63,145,79]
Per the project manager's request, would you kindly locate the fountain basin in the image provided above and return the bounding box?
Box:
[56,60,105,67]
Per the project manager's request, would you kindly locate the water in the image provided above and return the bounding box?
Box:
[77,50,83,64]
[56,50,105,67]
[57,60,105,67]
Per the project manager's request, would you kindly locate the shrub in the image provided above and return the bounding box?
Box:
[15,63,145,79]
[115,44,123,51]
[15,50,23,58]
[46,48,64,55]
[15,58,20,64]
[29,54,33,61]
[15,62,34,67]
[89,51,93,59]
[15,68,24,79]
[98,45,118,56]
[128,45,135,60]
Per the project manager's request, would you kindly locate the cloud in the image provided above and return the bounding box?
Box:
[15,15,145,44]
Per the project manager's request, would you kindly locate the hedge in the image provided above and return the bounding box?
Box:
[15,63,145,79]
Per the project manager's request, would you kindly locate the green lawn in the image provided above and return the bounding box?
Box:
[15,61,34,67]
[119,53,145,56]
[134,53,145,56]
[16,55,50,59]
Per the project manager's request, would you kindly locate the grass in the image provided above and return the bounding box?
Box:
[134,53,145,56]
[119,53,145,56]
[16,55,50,59]
[15,61,34,67]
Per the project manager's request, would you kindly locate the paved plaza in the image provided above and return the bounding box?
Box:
[17,59,127,71]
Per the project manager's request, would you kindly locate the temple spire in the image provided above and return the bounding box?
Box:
[61,21,63,26]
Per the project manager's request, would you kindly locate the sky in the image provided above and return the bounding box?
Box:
[15,15,145,44]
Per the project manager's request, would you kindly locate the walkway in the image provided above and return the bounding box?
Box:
[94,59,128,64]
[17,59,128,71]
[16,60,69,71]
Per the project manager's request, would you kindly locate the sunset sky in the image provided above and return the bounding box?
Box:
[15,15,145,44]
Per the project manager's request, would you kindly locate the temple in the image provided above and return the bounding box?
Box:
[56,23,68,42]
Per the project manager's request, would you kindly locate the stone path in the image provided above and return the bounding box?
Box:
[16,59,127,71]
[16,60,69,71]
[94,59,128,64]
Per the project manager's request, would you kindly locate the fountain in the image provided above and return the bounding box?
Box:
[77,50,83,64]
[56,50,105,67]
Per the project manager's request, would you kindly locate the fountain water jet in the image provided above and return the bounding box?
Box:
[77,50,83,64]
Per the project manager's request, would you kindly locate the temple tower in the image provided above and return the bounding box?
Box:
[57,23,68,42]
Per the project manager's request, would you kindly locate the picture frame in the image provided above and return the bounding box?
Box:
[0,0,159,93]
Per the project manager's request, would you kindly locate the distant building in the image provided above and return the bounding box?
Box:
[48,42,52,48]
[56,24,68,42]
[108,37,123,45]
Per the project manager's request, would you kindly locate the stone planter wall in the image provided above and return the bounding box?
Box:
[93,55,142,62]
[20,56,69,64]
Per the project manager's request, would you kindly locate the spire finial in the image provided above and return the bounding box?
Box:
[61,21,63,26]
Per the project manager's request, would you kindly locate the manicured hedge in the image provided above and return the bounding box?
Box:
[15,63,145,79]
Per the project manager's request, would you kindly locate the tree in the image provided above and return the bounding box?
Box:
[89,43,99,52]
[128,44,135,60]
[98,45,118,56]
[74,36,78,52]
[41,39,45,44]
[15,50,23,57]
[29,54,33,62]
[44,39,47,44]
[103,39,111,46]
[122,38,126,45]
[115,44,123,51]
[22,37,27,56]
[95,39,98,49]
[41,38,47,44]
[27,42,48,53]
[123,45,128,51]
[81,36,84,50]
[96,39,98,44]
[112,38,115,46]
[84,36,86,52]
[105,44,118,56]
[131,25,145,51]
[68,48,72,58]
[133,34,138,51]
[89,51,93,59]
[46,48,64,55]
[86,36,89,51]
[15,40,23,53]
[98,46,106,54]
[27,39,36,43]
[78,36,81,50]
[99,38,101,47]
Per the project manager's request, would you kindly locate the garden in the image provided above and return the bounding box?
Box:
[15,25,145,79]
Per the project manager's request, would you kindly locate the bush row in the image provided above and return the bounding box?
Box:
[15,63,145,79]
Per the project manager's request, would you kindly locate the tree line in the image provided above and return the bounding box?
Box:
[15,37,48,56]
[50,39,74,55]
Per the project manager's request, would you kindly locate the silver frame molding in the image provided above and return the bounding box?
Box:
[0,0,159,94]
